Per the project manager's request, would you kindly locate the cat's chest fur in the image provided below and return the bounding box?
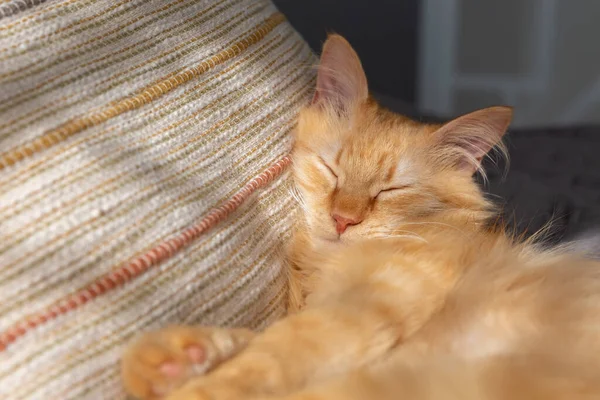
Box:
[296,232,543,362]
[388,251,547,362]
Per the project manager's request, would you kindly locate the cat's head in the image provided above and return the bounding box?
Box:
[292,35,512,244]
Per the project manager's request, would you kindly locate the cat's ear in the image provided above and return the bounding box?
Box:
[434,106,513,174]
[312,34,368,111]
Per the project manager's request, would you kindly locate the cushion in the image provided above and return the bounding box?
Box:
[0,0,315,398]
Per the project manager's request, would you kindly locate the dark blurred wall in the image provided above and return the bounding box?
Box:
[272,0,419,104]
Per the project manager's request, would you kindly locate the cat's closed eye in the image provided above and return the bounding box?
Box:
[375,185,412,198]
[317,157,338,178]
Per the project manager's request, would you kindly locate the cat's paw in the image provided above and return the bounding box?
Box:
[121,325,254,399]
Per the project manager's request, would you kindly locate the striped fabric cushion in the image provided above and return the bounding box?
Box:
[0,0,315,398]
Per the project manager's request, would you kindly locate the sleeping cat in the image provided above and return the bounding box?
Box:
[121,35,600,400]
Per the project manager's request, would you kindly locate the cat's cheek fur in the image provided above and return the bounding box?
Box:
[294,185,338,240]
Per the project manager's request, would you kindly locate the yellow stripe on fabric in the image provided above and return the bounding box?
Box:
[0,35,307,267]
[0,12,285,170]
[0,0,189,65]
[0,32,295,219]
[0,0,251,130]
[0,0,267,87]
[0,0,93,35]
[0,2,266,139]
[0,0,234,123]
[0,28,294,199]
[0,1,272,183]
[0,0,131,54]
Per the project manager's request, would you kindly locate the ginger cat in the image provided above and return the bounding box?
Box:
[121,35,600,400]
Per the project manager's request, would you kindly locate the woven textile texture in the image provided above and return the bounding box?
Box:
[0,0,315,398]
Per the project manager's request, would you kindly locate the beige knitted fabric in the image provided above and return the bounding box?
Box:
[0,0,315,398]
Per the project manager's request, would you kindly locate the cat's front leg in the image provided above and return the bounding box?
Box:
[121,325,255,399]
[250,371,376,400]
[163,304,402,400]
[164,369,383,400]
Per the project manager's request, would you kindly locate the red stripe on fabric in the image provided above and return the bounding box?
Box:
[0,155,292,351]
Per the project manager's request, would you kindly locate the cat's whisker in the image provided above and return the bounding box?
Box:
[366,229,429,244]
[484,192,504,201]
[368,233,429,244]
[287,184,310,215]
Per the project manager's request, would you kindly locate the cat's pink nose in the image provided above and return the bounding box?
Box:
[332,214,361,234]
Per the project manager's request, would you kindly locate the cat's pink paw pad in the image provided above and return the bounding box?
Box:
[160,361,183,377]
[186,345,205,364]
[157,345,205,378]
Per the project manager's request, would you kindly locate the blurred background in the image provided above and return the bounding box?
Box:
[274,0,600,243]
[273,0,600,127]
